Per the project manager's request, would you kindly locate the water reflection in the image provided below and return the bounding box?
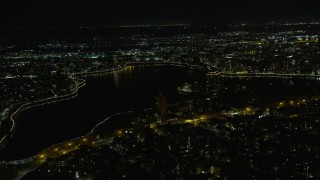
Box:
[0,66,202,160]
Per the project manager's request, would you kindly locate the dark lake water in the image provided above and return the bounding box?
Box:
[0,66,204,160]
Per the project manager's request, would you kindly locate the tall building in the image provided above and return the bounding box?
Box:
[206,71,221,98]
[154,93,168,123]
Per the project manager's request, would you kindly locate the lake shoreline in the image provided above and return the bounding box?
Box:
[0,62,204,161]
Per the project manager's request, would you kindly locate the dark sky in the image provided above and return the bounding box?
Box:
[1,0,319,28]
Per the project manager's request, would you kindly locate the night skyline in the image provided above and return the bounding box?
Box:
[1,0,320,28]
[1,1,320,179]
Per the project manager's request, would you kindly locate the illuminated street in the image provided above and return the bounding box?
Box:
[0,1,319,179]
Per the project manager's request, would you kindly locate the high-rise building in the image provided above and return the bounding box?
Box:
[206,71,220,98]
[154,93,168,123]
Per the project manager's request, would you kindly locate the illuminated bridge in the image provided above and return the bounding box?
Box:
[220,72,320,79]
